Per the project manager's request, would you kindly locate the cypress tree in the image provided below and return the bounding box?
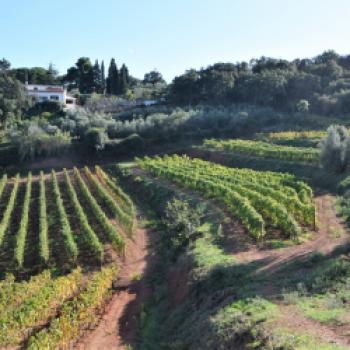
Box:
[106,58,119,95]
[101,60,106,94]
[92,59,102,93]
[119,64,129,95]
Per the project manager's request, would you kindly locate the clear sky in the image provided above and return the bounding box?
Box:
[1,0,350,82]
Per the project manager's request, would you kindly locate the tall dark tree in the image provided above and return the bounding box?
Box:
[106,58,119,95]
[119,64,129,94]
[0,58,11,71]
[75,57,94,93]
[65,66,79,88]
[47,63,58,82]
[143,70,165,86]
[101,60,106,94]
[92,60,102,93]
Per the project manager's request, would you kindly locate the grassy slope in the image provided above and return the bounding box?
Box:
[115,163,350,350]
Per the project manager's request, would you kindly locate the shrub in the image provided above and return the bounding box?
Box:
[296,99,310,113]
[10,123,71,161]
[83,127,108,151]
[320,124,348,173]
[164,198,202,251]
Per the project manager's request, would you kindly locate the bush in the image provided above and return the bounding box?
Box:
[10,122,71,161]
[320,124,348,173]
[27,101,65,117]
[164,198,202,252]
[337,175,350,194]
[83,127,108,151]
[296,99,309,113]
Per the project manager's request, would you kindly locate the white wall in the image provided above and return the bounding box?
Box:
[27,90,66,103]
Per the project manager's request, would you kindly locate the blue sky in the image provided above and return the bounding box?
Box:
[1,0,350,81]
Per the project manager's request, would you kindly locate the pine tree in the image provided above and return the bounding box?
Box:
[106,58,119,95]
[75,57,94,93]
[101,60,106,94]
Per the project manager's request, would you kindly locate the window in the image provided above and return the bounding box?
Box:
[50,95,59,101]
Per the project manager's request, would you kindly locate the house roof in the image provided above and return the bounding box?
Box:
[26,84,65,93]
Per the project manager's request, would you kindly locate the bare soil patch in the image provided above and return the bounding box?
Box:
[76,223,153,350]
[234,195,348,274]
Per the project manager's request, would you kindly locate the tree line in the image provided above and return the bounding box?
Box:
[2,49,350,118]
[1,57,165,97]
[168,50,350,116]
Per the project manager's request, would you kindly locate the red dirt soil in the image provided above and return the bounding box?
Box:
[234,195,348,274]
[75,225,152,350]
[74,173,349,349]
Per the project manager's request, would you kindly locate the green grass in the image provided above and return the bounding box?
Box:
[123,160,350,350]
[192,225,236,269]
[297,296,349,325]
[271,328,348,350]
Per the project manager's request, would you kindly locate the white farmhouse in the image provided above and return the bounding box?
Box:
[25,83,77,109]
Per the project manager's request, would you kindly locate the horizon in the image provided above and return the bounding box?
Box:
[2,0,350,81]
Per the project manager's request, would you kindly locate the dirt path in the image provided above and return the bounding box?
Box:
[234,195,348,273]
[274,304,350,348]
[76,224,152,350]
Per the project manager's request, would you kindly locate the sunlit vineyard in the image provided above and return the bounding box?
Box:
[203,138,320,162]
[0,166,134,348]
[138,155,316,239]
[256,130,328,148]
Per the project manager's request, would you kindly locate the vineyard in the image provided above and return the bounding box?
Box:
[256,130,327,147]
[0,165,135,348]
[203,138,320,162]
[0,149,345,349]
[257,130,327,142]
[138,155,316,239]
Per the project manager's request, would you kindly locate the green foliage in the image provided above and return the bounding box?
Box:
[26,100,65,117]
[14,172,32,268]
[84,166,133,235]
[27,266,116,349]
[164,198,201,251]
[11,66,59,85]
[0,268,83,346]
[139,155,315,239]
[0,174,19,246]
[105,59,130,95]
[84,127,108,151]
[38,171,49,264]
[63,168,104,261]
[0,72,30,128]
[106,58,119,95]
[95,165,135,219]
[296,99,310,113]
[65,57,94,93]
[320,124,349,173]
[204,138,320,163]
[73,167,125,253]
[143,70,165,86]
[168,51,350,117]
[337,175,350,194]
[0,175,8,201]
[51,170,78,261]
[257,130,325,148]
[10,121,71,161]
